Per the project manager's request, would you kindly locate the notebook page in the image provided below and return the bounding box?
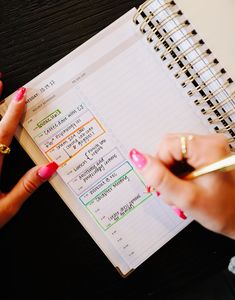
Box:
[68,12,212,270]
[175,0,235,83]
[151,0,235,130]
[2,8,211,274]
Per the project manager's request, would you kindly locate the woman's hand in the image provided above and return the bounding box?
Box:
[0,82,58,228]
[129,133,235,239]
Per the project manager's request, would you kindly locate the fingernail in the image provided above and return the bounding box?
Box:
[172,206,187,220]
[146,186,161,196]
[129,149,147,170]
[0,72,3,79]
[38,161,59,180]
[14,87,26,102]
[146,186,152,193]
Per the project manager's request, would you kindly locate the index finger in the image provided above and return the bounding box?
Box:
[0,87,26,147]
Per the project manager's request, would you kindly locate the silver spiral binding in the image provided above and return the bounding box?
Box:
[135,0,235,148]
[201,92,235,115]
[154,20,190,50]
[208,108,235,124]
[187,69,226,96]
[167,40,204,70]
[133,0,174,24]
[139,2,175,32]
[215,118,235,133]
[161,30,197,61]
[146,11,182,40]
[174,49,211,78]
[194,80,232,105]
[181,59,219,88]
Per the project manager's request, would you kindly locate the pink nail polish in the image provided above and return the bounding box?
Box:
[14,87,26,102]
[146,186,161,196]
[172,206,187,220]
[38,161,59,180]
[129,149,147,170]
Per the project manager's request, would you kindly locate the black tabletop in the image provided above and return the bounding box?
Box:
[1,1,235,299]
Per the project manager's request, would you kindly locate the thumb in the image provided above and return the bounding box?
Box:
[129,149,195,207]
[0,162,58,227]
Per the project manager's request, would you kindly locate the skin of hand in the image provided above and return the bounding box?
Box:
[130,133,235,239]
[0,81,58,228]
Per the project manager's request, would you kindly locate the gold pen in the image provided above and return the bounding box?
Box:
[184,155,235,180]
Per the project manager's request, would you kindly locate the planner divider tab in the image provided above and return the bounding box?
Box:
[134,0,235,151]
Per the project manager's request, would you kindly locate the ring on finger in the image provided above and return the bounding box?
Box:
[179,135,193,159]
[0,143,11,154]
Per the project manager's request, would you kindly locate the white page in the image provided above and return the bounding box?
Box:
[175,0,235,83]
[145,0,235,134]
[1,8,211,275]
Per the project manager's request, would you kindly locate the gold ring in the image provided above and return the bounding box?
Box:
[180,135,193,159]
[0,143,11,154]
[180,136,187,159]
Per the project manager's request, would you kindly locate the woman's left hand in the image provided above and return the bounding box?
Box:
[0,81,58,228]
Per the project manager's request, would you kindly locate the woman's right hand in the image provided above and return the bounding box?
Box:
[129,133,235,239]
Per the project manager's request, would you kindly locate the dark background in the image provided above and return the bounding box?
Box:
[0,1,235,299]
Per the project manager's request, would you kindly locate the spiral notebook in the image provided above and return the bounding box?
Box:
[1,0,235,277]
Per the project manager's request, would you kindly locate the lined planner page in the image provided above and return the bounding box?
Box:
[2,8,211,274]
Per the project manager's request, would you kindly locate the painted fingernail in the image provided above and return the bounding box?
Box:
[14,87,26,102]
[129,149,147,170]
[172,206,187,220]
[38,161,59,180]
[146,186,161,196]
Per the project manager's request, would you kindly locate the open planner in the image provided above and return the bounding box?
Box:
[1,0,235,277]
